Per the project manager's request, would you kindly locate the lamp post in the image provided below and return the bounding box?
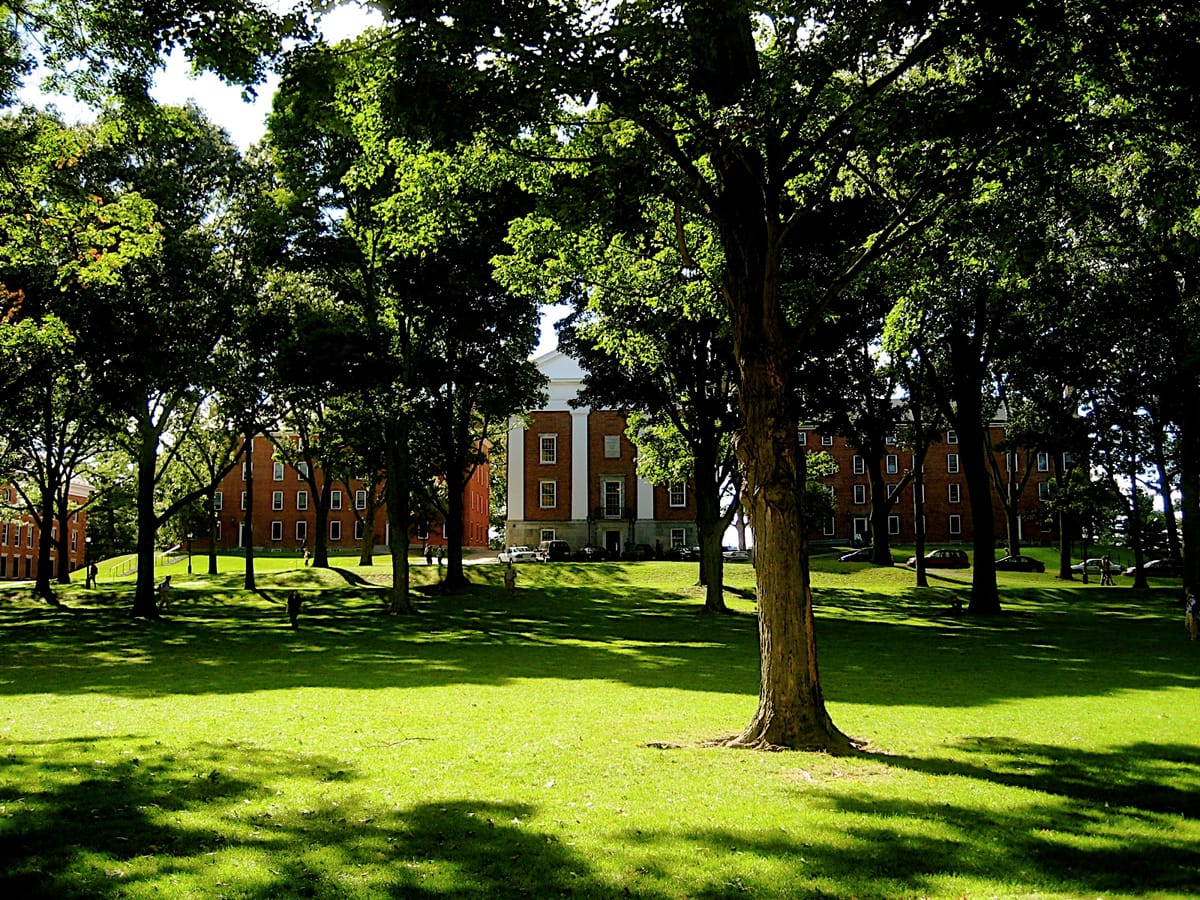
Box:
[186,532,193,575]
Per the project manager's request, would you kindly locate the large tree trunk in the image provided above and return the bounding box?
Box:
[694,445,728,613]
[1181,406,1200,592]
[866,455,894,565]
[947,380,1001,615]
[385,414,415,614]
[34,484,57,603]
[132,418,161,618]
[443,467,468,590]
[243,427,256,592]
[727,349,853,751]
[1151,427,1181,562]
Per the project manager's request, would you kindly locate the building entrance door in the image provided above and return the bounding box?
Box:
[604,530,622,557]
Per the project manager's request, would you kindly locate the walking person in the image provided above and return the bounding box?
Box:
[1185,585,1199,642]
[1100,554,1114,586]
[504,561,517,600]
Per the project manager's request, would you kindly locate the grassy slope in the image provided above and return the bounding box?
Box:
[1,554,1197,899]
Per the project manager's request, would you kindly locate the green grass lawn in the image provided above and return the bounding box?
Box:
[2,554,1197,898]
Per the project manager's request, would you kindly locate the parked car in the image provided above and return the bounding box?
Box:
[623,543,658,561]
[1125,558,1183,577]
[573,544,607,562]
[722,547,752,561]
[535,539,571,561]
[906,548,970,569]
[665,545,701,561]
[1070,557,1123,576]
[838,546,874,563]
[994,554,1046,573]
[498,546,538,563]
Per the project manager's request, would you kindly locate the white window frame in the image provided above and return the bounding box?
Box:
[329,520,342,541]
[948,483,961,504]
[798,432,807,446]
[213,491,223,511]
[539,479,557,509]
[886,454,899,474]
[540,528,556,543]
[853,484,867,505]
[852,455,865,475]
[853,517,869,540]
[949,514,962,535]
[296,490,309,511]
[354,520,365,541]
[668,482,686,508]
[540,433,557,464]
[296,462,309,478]
[670,527,687,548]
[823,517,835,536]
[355,490,367,511]
[273,461,285,481]
[602,479,624,518]
[821,434,834,446]
[947,453,960,474]
[240,491,247,511]
[1037,451,1050,472]
[888,515,900,535]
[241,462,251,481]
[295,521,308,544]
[1038,481,1051,501]
[270,520,283,542]
[331,490,343,511]
[272,491,284,511]
[947,430,958,444]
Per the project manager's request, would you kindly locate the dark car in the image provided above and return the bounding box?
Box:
[838,546,874,563]
[573,544,607,562]
[623,543,657,561]
[535,539,571,562]
[1125,558,1183,577]
[994,554,1046,573]
[906,548,970,569]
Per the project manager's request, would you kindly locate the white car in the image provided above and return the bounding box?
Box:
[498,546,538,563]
[722,547,752,561]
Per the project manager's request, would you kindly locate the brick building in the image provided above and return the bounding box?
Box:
[0,480,89,580]
[804,424,1058,546]
[505,351,697,554]
[208,434,491,552]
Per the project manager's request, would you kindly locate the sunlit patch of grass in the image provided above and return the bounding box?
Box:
[2,556,1198,898]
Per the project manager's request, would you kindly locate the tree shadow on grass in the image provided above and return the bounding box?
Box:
[0,737,599,899]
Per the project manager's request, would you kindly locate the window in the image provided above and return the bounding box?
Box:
[272,491,284,511]
[242,462,251,480]
[798,432,807,446]
[947,453,960,474]
[540,529,556,543]
[1038,481,1051,501]
[296,462,309,478]
[26,525,34,547]
[540,434,557,464]
[331,490,343,511]
[1063,452,1074,469]
[329,520,342,541]
[853,484,867,505]
[215,521,222,541]
[823,517,835,536]
[948,483,961,504]
[355,490,367,510]
[886,434,897,446]
[947,430,958,444]
[1006,452,1019,472]
[852,455,865,475]
[853,517,869,540]
[1037,452,1050,472]
[1,523,6,546]
[821,434,834,446]
[949,514,962,535]
[71,531,77,551]
[213,491,223,511]
[887,483,898,499]
[296,490,309,511]
[604,435,621,458]
[671,528,687,548]
[354,520,365,541]
[886,454,898,474]
[273,461,285,481]
[888,515,900,535]
[240,491,247,511]
[270,520,283,542]
[668,482,686,508]
[539,480,557,509]
[295,521,308,543]
[603,479,624,518]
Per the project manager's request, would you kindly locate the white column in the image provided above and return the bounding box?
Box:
[637,476,654,520]
[507,419,525,522]
[571,408,590,520]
